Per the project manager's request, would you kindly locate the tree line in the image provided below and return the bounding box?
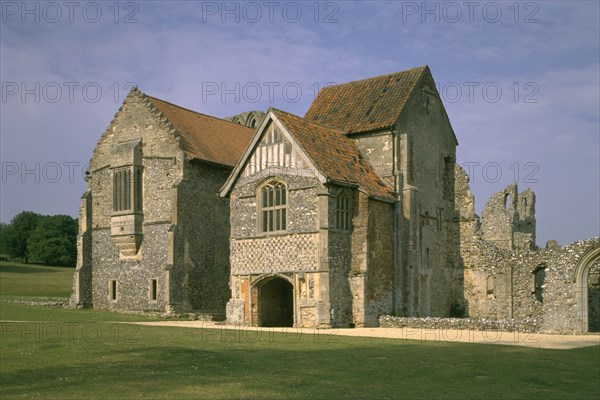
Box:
[0,211,78,266]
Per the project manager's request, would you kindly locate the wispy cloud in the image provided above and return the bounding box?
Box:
[1,0,598,245]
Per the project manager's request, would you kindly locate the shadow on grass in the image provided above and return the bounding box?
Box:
[1,336,599,399]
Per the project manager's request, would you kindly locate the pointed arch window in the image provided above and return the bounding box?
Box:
[260,180,287,232]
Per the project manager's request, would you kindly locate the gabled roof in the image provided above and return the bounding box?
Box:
[273,108,394,199]
[220,108,395,200]
[305,66,428,134]
[143,93,254,167]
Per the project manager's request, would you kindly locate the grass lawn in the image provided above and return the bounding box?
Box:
[1,262,599,399]
[0,261,75,299]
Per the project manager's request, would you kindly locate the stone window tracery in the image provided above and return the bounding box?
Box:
[259,180,287,232]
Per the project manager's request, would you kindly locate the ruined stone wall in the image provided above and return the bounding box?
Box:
[379,315,540,333]
[460,239,599,333]
[456,164,600,333]
[516,239,600,333]
[480,184,536,251]
[224,110,265,129]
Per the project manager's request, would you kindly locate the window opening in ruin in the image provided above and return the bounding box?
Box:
[533,266,546,303]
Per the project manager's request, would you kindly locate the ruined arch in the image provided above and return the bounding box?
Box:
[247,115,257,128]
[574,244,600,332]
[504,193,510,209]
[251,274,294,327]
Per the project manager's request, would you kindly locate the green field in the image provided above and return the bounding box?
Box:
[0,261,75,298]
[1,262,599,399]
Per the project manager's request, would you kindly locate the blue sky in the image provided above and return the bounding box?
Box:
[1,0,598,246]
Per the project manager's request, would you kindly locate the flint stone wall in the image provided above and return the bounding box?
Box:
[379,315,540,333]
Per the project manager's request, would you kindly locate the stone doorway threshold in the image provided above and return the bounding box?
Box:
[126,321,600,350]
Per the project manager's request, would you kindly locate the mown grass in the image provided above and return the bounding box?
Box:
[0,261,75,298]
[1,262,599,399]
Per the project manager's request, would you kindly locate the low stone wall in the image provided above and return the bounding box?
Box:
[379,315,541,333]
[2,297,69,307]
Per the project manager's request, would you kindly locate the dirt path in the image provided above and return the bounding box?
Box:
[126,321,600,350]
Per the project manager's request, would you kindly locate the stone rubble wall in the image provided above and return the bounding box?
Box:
[455,163,600,333]
[379,315,541,333]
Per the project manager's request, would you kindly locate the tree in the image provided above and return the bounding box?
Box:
[2,211,41,263]
[0,223,9,259]
[27,215,78,266]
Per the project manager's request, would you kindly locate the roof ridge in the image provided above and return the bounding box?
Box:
[317,65,428,91]
[144,94,249,128]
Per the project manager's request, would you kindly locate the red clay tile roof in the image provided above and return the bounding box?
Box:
[305,66,427,134]
[145,95,254,167]
[271,108,394,200]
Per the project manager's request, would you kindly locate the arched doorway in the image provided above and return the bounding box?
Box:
[574,245,600,332]
[258,277,293,327]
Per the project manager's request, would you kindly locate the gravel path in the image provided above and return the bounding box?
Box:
[127,321,600,349]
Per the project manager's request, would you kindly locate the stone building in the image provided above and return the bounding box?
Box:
[71,66,599,333]
[220,67,460,328]
[70,89,254,315]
